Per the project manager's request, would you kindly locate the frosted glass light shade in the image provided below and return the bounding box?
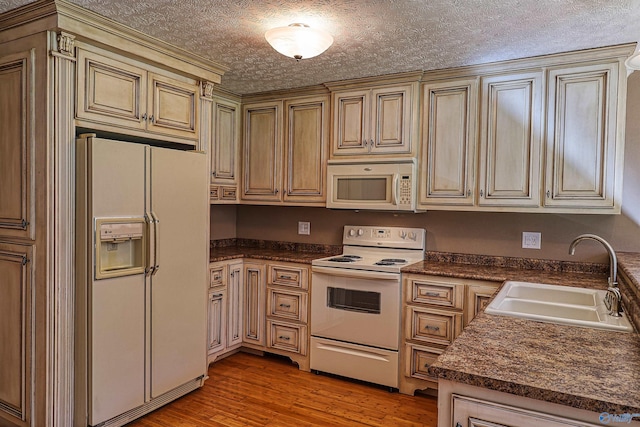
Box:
[265,23,333,61]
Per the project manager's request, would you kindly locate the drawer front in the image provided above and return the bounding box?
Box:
[407,307,463,346]
[407,278,464,309]
[267,321,307,355]
[267,288,307,322]
[405,344,443,381]
[269,264,308,290]
[210,264,227,288]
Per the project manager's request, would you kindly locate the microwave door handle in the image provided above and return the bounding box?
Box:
[392,174,399,205]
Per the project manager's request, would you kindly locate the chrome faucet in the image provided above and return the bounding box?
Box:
[569,234,622,317]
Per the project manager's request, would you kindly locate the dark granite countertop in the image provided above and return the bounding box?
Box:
[427,253,640,415]
[209,246,338,264]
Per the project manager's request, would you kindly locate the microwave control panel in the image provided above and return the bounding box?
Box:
[399,175,411,206]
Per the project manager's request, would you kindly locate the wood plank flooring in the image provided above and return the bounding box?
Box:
[127,352,438,426]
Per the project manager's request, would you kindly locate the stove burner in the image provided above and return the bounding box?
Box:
[328,257,357,263]
[374,261,396,266]
[342,255,362,260]
[380,258,407,264]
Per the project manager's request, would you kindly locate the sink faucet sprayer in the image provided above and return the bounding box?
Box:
[569,234,622,317]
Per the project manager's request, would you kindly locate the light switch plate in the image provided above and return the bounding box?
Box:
[298,221,310,235]
[522,232,541,249]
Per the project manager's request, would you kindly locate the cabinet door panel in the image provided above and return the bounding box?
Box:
[76,49,147,130]
[284,97,328,203]
[208,289,227,354]
[332,91,368,154]
[212,100,239,182]
[0,51,34,239]
[420,79,477,206]
[371,86,412,153]
[480,72,542,207]
[545,63,618,208]
[227,264,244,347]
[243,263,266,346]
[0,243,33,422]
[242,102,282,201]
[148,73,198,141]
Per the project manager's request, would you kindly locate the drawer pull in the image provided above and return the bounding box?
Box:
[280,275,293,280]
[278,335,291,341]
[212,294,223,298]
[424,325,440,332]
[424,292,440,297]
[213,274,221,281]
[279,303,291,308]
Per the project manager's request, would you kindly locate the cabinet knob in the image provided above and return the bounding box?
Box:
[141,113,147,122]
[149,115,155,123]
[279,335,291,341]
[275,189,279,194]
[480,189,484,197]
[456,423,462,427]
[467,189,471,197]
[363,139,368,147]
[546,190,551,198]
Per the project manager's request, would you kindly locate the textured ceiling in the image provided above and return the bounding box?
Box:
[2,0,640,95]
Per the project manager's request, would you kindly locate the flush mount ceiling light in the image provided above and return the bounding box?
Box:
[265,23,333,61]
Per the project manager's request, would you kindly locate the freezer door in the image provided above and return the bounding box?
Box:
[84,139,146,425]
[148,146,208,398]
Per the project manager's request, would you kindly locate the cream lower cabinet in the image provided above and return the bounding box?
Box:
[438,380,618,427]
[400,274,498,395]
[208,258,311,371]
[241,95,329,205]
[76,45,199,146]
[208,260,243,364]
[242,261,267,347]
[265,262,311,371]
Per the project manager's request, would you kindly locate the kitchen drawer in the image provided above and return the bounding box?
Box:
[210,264,227,288]
[406,306,463,346]
[404,344,443,381]
[267,320,307,355]
[405,276,464,309]
[267,288,307,322]
[268,264,309,290]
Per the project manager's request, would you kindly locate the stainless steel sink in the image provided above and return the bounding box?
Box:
[485,281,634,332]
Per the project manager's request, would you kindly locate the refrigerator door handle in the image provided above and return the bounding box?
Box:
[145,213,156,275]
[150,212,160,275]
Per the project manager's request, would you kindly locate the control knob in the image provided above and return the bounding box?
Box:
[348,229,356,237]
[357,229,364,236]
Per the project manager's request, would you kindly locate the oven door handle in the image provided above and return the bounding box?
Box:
[311,265,400,280]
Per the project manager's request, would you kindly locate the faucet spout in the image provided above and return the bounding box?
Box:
[568,234,617,287]
[569,234,621,316]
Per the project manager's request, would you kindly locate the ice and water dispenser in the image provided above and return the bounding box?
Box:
[95,218,146,279]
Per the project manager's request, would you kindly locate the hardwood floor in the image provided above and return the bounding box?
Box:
[127,352,438,426]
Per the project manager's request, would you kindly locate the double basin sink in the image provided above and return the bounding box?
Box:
[485,281,634,333]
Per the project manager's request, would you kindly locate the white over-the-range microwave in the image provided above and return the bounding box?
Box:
[326,158,420,211]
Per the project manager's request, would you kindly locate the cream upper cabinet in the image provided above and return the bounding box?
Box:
[242,94,329,206]
[210,95,241,203]
[0,50,35,240]
[76,47,199,146]
[544,61,623,211]
[241,100,283,202]
[419,78,478,207]
[330,82,418,157]
[283,95,329,205]
[479,70,543,207]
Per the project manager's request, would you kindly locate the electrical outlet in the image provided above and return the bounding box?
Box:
[522,232,541,249]
[298,221,310,235]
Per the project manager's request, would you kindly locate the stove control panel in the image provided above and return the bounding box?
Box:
[343,225,425,249]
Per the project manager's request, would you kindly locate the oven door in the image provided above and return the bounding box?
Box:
[310,265,401,350]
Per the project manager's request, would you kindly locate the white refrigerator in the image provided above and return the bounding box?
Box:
[75,135,208,427]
